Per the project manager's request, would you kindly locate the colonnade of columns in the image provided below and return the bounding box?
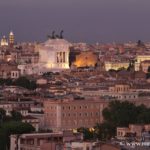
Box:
[56,52,68,63]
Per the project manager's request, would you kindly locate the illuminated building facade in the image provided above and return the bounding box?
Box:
[37,38,71,72]
[73,51,98,68]
[0,31,15,47]
[104,61,129,71]
[9,31,15,46]
[1,36,8,46]
[140,60,150,73]
[135,55,150,71]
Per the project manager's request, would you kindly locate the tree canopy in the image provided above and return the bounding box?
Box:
[146,66,150,78]
[11,110,22,121]
[0,108,34,149]
[0,108,6,124]
[0,78,13,86]
[0,77,37,90]
[102,101,138,127]
[13,77,37,90]
[77,100,150,141]
[99,100,150,140]
[0,121,35,150]
[77,127,94,140]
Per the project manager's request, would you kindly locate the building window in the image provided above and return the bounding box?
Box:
[96,112,99,116]
[85,106,88,109]
[86,147,90,150]
[63,52,65,63]
[85,113,88,116]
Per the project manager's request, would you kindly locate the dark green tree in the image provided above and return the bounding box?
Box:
[13,77,37,90]
[117,67,126,72]
[11,110,22,121]
[0,108,6,124]
[100,101,150,141]
[77,127,94,140]
[102,100,138,127]
[137,40,145,47]
[148,66,150,73]
[5,78,13,85]
[0,78,13,86]
[94,122,115,141]
[0,121,35,150]
[108,69,117,73]
[146,66,150,78]
[127,60,135,72]
[137,108,150,124]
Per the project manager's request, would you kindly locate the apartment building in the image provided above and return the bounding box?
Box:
[44,98,108,131]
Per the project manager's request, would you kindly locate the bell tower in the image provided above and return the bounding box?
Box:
[9,31,15,46]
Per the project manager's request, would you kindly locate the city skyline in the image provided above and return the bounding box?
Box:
[1,1,150,150]
[0,0,150,43]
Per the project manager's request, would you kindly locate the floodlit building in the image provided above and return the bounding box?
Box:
[135,55,150,71]
[0,31,15,47]
[1,35,8,46]
[37,38,71,72]
[9,31,15,46]
[104,61,129,71]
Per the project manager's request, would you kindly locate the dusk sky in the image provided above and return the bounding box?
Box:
[0,0,150,43]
